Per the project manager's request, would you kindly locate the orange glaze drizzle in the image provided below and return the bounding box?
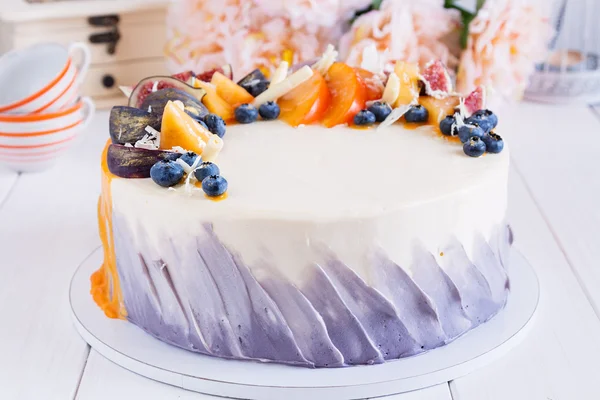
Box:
[90,140,127,319]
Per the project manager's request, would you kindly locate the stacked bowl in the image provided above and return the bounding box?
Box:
[0,42,94,172]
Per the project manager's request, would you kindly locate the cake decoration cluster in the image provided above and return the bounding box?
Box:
[106,46,506,198]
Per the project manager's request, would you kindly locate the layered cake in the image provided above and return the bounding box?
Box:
[92,54,512,368]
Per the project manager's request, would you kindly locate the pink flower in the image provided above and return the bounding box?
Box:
[456,0,552,103]
[339,0,460,72]
[165,0,371,79]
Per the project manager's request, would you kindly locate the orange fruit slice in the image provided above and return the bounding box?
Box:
[356,68,384,102]
[419,96,460,124]
[279,71,330,127]
[322,63,366,128]
[160,101,211,154]
[393,61,420,107]
[195,80,235,121]
[211,71,254,107]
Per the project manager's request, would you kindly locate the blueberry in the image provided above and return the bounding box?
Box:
[235,104,258,124]
[150,159,185,187]
[482,131,504,154]
[404,105,429,123]
[203,114,227,137]
[466,109,498,133]
[194,161,220,182]
[367,101,392,122]
[202,175,228,197]
[458,123,485,143]
[439,115,457,136]
[354,109,376,126]
[258,101,280,120]
[180,151,199,167]
[198,119,209,130]
[463,136,487,157]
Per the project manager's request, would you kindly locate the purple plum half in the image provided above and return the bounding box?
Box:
[107,144,181,179]
[109,106,161,145]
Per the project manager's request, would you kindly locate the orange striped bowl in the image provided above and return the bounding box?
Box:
[0,97,95,172]
[0,42,90,115]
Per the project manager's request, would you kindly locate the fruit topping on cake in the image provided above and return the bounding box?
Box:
[404,104,429,123]
[463,136,487,157]
[195,64,233,82]
[439,115,458,136]
[253,65,314,107]
[482,132,504,154]
[211,71,255,106]
[278,71,330,126]
[418,95,460,124]
[238,69,270,97]
[107,144,181,179]
[107,52,507,194]
[393,61,420,106]
[322,62,366,127]
[354,109,376,126]
[356,68,385,101]
[179,151,199,167]
[137,87,209,120]
[202,175,228,198]
[161,100,213,154]
[109,106,161,145]
[194,80,235,121]
[258,101,281,120]
[194,161,220,182]
[458,123,485,143]
[463,86,487,116]
[419,60,453,99]
[203,114,227,137]
[171,71,195,84]
[234,103,259,124]
[466,109,498,133]
[367,101,392,122]
[129,76,206,111]
[150,159,185,187]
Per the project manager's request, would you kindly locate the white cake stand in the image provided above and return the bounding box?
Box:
[70,248,539,400]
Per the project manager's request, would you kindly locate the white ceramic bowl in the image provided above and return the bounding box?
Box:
[0,42,90,114]
[0,97,95,172]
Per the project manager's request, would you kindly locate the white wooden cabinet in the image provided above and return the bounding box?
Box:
[0,0,171,108]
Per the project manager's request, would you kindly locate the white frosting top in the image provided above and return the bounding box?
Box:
[115,121,509,220]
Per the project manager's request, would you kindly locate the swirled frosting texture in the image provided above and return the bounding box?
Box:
[114,218,511,367]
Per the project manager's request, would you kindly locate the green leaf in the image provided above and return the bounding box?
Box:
[476,0,486,11]
[371,0,383,9]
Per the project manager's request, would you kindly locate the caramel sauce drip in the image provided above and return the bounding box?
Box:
[90,141,127,319]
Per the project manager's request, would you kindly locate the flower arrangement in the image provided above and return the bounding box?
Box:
[165,0,551,104]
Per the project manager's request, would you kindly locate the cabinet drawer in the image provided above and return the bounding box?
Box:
[13,22,167,64]
[83,58,169,98]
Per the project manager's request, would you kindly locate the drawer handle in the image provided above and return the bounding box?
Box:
[88,15,120,27]
[89,28,121,55]
[102,74,116,89]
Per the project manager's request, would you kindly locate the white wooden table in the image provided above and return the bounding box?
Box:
[1,102,599,400]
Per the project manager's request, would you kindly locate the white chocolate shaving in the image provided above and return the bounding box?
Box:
[184,155,204,196]
[134,126,161,150]
[119,86,133,99]
[176,158,193,174]
[312,44,338,75]
[253,66,313,106]
[378,105,411,131]
[173,100,185,110]
[201,135,224,162]
[381,73,400,105]
[271,61,289,85]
